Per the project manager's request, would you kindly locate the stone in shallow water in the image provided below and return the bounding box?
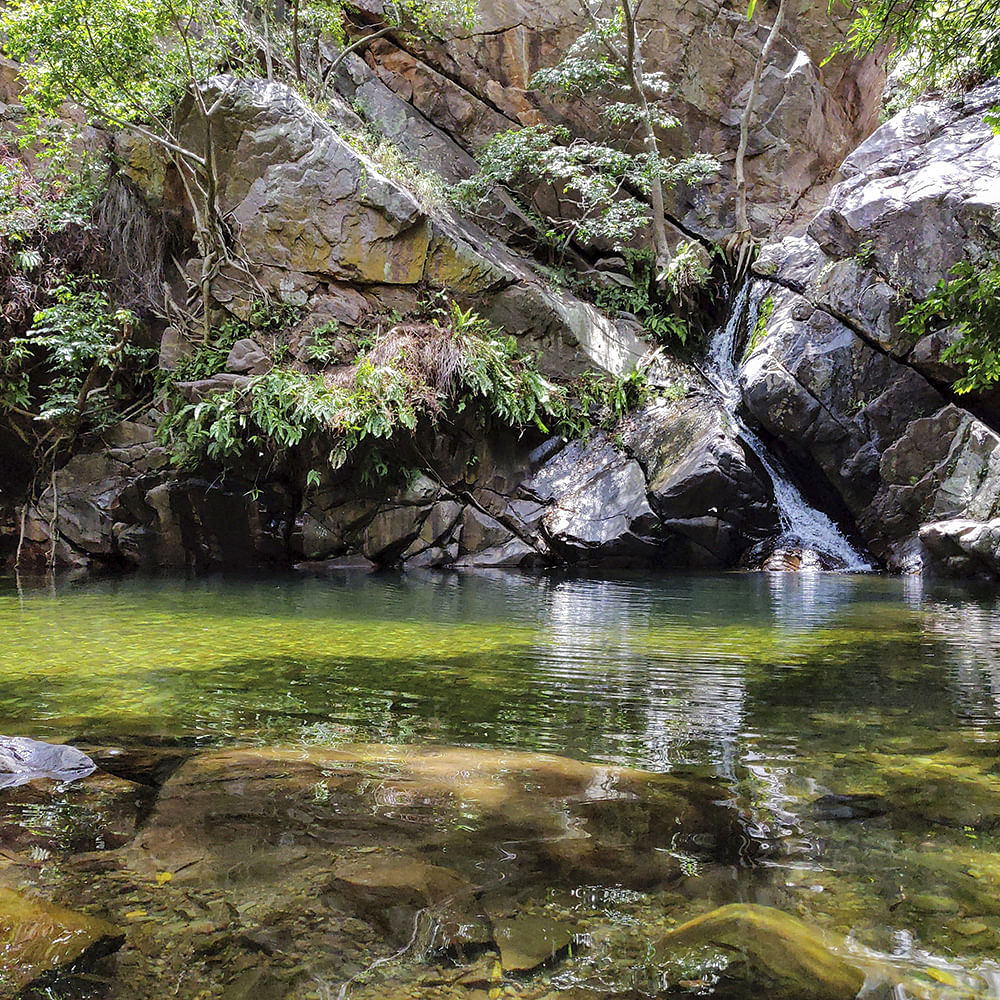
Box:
[0,770,150,857]
[811,793,887,821]
[0,736,95,789]
[329,850,477,943]
[655,903,865,1000]
[108,744,739,997]
[0,886,123,992]
[491,913,579,972]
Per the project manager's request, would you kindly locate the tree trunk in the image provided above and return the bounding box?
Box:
[620,0,671,276]
[292,0,303,82]
[734,0,787,240]
[263,3,274,81]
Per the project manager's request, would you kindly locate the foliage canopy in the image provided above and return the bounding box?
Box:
[841,0,1000,101]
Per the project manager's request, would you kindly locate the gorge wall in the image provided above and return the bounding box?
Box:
[3,2,1000,579]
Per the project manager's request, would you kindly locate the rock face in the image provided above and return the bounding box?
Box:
[0,75,795,575]
[739,81,1000,574]
[21,379,779,573]
[348,0,885,239]
[163,77,649,381]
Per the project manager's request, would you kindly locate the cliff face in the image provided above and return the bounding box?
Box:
[2,7,999,578]
[344,0,886,238]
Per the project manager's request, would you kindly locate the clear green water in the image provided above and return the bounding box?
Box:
[3,570,1000,997]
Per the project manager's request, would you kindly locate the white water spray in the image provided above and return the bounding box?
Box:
[706,283,871,571]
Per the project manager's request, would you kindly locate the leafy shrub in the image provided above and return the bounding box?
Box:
[593,252,691,345]
[663,241,712,302]
[159,302,649,479]
[0,278,153,434]
[899,261,1000,393]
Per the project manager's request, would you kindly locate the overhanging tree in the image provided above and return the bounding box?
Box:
[840,0,1000,99]
[0,0,263,342]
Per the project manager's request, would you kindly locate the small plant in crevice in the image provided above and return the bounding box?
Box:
[898,260,1000,393]
[159,300,304,386]
[855,239,877,270]
[743,293,774,360]
[592,250,692,346]
[344,127,448,212]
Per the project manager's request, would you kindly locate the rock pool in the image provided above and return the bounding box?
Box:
[1,570,999,999]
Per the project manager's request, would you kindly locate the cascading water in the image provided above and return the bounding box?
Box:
[706,283,871,571]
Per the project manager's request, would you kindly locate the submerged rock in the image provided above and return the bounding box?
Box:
[490,912,579,973]
[0,736,95,790]
[0,770,150,857]
[95,744,741,997]
[811,793,887,822]
[0,887,123,993]
[656,903,865,1000]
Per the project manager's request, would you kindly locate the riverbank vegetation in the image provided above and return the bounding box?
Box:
[159,301,649,485]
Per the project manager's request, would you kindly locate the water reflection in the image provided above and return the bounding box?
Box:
[3,570,1000,996]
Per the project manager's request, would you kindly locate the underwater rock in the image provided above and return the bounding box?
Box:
[131,745,739,888]
[0,770,150,857]
[490,912,579,972]
[83,744,193,789]
[811,793,887,821]
[87,744,741,998]
[0,886,123,993]
[328,851,476,943]
[656,903,865,1000]
[0,736,95,790]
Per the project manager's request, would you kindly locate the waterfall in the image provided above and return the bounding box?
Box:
[706,283,872,572]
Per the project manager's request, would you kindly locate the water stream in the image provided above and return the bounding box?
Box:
[705,283,871,571]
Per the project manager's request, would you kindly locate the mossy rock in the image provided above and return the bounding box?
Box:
[655,903,864,1000]
[0,887,123,993]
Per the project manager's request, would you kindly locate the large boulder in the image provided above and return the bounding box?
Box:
[135,76,649,380]
[521,393,778,567]
[740,81,1000,572]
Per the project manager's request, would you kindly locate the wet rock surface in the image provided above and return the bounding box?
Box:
[0,887,123,995]
[655,903,865,1000]
[0,743,747,999]
[0,737,96,790]
[17,374,787,574]
[741,81,1000,574]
